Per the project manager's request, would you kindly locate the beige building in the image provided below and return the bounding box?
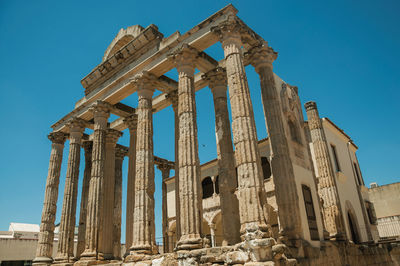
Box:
[368,182,400,240]
[0,223,77,266]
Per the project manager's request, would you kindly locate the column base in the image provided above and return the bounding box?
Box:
[176,237,203,250]
[32,256,53,266]
[124,253,152,263]
[98,253,113,261]
[240,222,270,241]
[78,250,98,262]
[53,255,76,265]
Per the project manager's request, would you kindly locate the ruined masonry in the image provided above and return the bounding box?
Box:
[33,5,400,266]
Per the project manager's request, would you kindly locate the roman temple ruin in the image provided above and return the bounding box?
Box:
[33,4,400,266]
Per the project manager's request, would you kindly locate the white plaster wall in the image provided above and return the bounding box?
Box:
[322,120,369,242]
[0,239,76,261]
[368,182,400,218]
[166,181,176,219]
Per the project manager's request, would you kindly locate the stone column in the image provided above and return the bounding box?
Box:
[167,231,174,253]
[209,223,216,247]
[169,44,203,250]
[203,67,241,245]
[157,163,172,254]
[123,114,138,252]
[304,101,345,239]
[33,132,66,266]
[80,101,111,261]
[167,90,181,246]
[113,145,128,260]
[126,72,156,259]
[55,118,86,264]
[99,129,122,260]
[247,42,303,242]
[212,19,268,240]
[76,141,93,259]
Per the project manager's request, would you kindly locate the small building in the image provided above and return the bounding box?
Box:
[368,182,400,240]
[0,223,77,266]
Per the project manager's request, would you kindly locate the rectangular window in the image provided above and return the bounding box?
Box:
[330,144,341,172]
[353,162,361,185]
[302,185,319,240]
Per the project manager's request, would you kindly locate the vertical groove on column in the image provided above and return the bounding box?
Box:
[34,132,66,266]
[113,146,126,260]
[168,91,181,251]
[80,101,110,261]
[126,74,155,259]
[157,164,172,253]
[83,129,105,257]
[99,129,122,260]
[248,43,303,242]
[214,29,267,239]
[170,45,203,250]
[76,141,92,258]
[55,120,84,263]
[124,115,138,253]
[203,67,241,245]
[305,101,345,239]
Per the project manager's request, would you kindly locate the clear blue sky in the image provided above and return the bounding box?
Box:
[0,0,399,243]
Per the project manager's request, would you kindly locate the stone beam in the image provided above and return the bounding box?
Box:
[51,5,238,133]
[51,4,263,134]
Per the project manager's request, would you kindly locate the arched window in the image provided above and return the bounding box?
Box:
[202,177,214,199]
[261,157,271,180]
[215,175,219,194]
[302,185,319,240]
[288,120,301,144]
[347,212,360,243]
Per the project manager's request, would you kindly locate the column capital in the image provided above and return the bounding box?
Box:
[246,42,278,73]
[211,15,243,47]
[157,162,174,171]
[168,44,198,74]
[115,145,129,160]
[304,101,317,111]
[48,131,67,144]
[89,100,112,118]
[124,114,138,131]
[66,118,86,144]
[66,117,87,132]
[130,71,157,98]
[106,129,123,144]
[202,67,227,97]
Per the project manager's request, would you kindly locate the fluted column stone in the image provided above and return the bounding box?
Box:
[124,114,138,252]
[203,67,241,245]
[157,163,173,253]
[99,129,122,260]
[55,118,86,264]
[169,45,203,250]
[33,132,67,266]
[113,145,128,260]
[212,19,268,240]
[126,72,156,258]
[80,101,111,261]
[167,90,181,248]
[76,141,93,259]
[305,101,345,239]
[247,42,303,242]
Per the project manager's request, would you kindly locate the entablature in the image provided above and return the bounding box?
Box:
[51,4,269,134]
